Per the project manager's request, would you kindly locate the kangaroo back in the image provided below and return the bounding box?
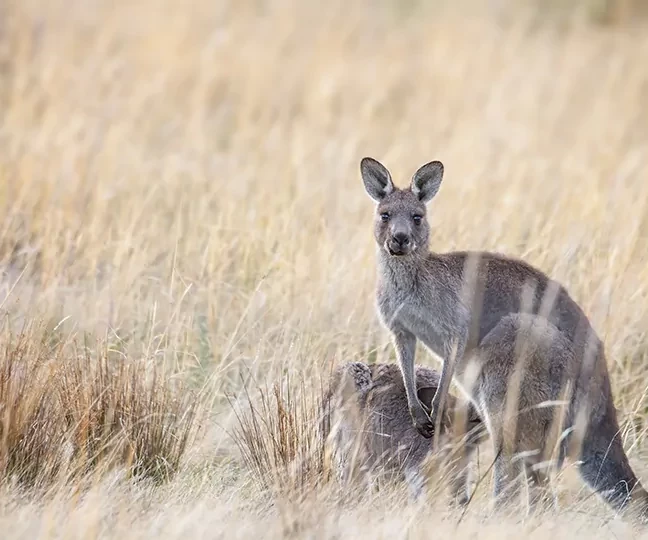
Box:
[323,362,487,502]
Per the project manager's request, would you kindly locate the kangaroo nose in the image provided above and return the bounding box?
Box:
[393,233,409,246]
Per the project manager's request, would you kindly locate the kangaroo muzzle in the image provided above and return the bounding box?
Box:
[386,228,414,256]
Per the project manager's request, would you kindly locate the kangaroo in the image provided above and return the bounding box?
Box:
[360,156,648,519]
[322,361,487,503]
[462,313,579,511]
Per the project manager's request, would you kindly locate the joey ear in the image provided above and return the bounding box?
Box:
[416,386,437,408]
[360,157,395,202]
[467,403,482,426]
[411,160,444,203]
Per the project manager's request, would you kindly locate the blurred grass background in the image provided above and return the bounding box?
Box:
[1,0,648,537]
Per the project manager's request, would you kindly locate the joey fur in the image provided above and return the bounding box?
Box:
[322,361,486,503]
[360,156,648,519]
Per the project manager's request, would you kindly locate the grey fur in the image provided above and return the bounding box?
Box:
[411,160,443,203]
[322,362,486,503]
[361,157,394,203]
[360,156,648,520]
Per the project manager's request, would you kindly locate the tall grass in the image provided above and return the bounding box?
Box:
[0,322,201,488]
[228,376,329,496]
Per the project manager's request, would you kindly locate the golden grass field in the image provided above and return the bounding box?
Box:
[1,0,648,537]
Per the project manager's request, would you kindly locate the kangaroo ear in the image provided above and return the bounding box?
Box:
[411,160,443,203]
[467,403,482,426]
[361,157,394,202]
[416,386,437,408]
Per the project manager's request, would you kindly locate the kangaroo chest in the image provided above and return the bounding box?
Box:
[376,280,464,358]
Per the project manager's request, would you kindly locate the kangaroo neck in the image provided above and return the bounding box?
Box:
[377,247,427,288]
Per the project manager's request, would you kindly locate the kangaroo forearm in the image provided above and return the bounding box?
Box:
[432,339,465,419]
[392,330,418,410]
[431,360,453,436]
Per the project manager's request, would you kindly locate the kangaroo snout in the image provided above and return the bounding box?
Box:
[387,230,413,256]
[392,232,409,246]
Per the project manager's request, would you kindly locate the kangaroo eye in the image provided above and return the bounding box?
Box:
[413,215,423,225]
[380,213,390,222]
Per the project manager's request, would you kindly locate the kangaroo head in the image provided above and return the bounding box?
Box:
[360,157,444,258]
[417,385,484,441]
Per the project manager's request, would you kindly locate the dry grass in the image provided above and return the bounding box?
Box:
[1,0,648,537]
[0,322,201,489]
[228,376,329,495]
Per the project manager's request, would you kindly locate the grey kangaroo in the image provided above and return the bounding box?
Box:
[322,361,487,503]
[360,156,648,519]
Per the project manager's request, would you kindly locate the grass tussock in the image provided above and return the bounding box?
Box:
[229,376,330,497]
[0,323,202,489]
